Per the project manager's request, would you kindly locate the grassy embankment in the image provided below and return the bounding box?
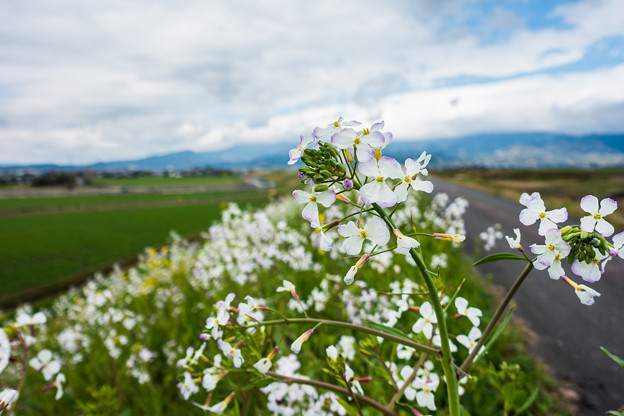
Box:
[433,168,624,229]
[0,174,268,305]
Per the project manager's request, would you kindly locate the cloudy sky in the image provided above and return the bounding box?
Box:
[1,0,623,165]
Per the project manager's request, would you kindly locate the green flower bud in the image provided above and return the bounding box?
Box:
[314,185,329,192]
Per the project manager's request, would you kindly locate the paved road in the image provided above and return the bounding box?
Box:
[432,178,624,415]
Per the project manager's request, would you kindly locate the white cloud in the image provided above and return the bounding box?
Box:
[0,0,622,164]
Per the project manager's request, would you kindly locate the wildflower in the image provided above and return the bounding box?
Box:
[455,297,482,327]
[291,329,314,354]
[276,280,299,299]
[343,179,353,190]
[479,225,503,251]
[218,340,244,368]
[580,195,617,237]
[313,117,361,141]
[194,392,235,414]
[29,349,61,381]
[292,188,336,227]
[313,226,333,251]
[343,254,370,285]
[430,253,448,269]
[42,373,66,400]
[530,228,571,279]
[505,228,522,250]
[202,370,226,392]
[338,336,356,361]
[412,301,437,339]
[433,233,466,244]
[178,371,199,400]
[15,311,47,327]
[288,135,316,165]
[357,157,404,207]
[332,126,385,162]
[0,329,9,375]
[345,364,364,395]
[394,152,434,202]
[253,347,279,374]
[326,345,339,361]
[519,192,568,235]
[413,372,439,411]
[457,327,482,354]
[561,275,601,305]
[571,251,609,283]
[237,296,266,328]
[338,216,390,255]
[0,389,19,412]
[205,306,230,340]
[393,229,420,255]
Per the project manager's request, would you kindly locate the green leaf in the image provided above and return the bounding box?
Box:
[336,399,361,416]
[365,321,413,343]
[607,411,624,416]
[601,347,624,370]
[515,387,539,414]
[474,306,516,366]
[473,253,527,266]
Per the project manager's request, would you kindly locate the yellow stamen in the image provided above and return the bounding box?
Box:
[334,121,340,128]
[363,128,370,135]
[539,212,546,218]
[594,213,601,219]
[376,176,384,182]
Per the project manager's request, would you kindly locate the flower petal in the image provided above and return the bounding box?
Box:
[580,195,599,214]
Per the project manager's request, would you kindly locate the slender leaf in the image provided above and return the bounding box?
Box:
[515,387,539,414]
[607,411,624,416]
[601,347,624,370]
[337,398,360,416]
[365,321,413,343]
[473,253,527,266]
[474,306,516,366]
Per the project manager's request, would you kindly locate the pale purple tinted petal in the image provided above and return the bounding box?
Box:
[572,260,602,282]
[302,203,319,226]
[580,195,599,214]
[371,121,384,131]
[288,148,302,164]
[547,207,568,223]
[319,232,333,251]
[612,231,624,250]
[376,183,398,208]
[538,218,558,236]
[292,190,311,204]
[599,198,617,216]
[366,217,390,245]
[362,131,385,148]
[519,208,538,226]
[355,145,374,162]
[359,181,381,204]
[342,120,361,127]
[533,259,549,270]
[342,237,363,256]
[331,129,356,148]
[530,243,546,255]
[357,159,379,178]
[547,261,565,279]
[595,218,615,237]
[377,156,404,179]
[394,182,408,202]
[338,222,361,238]
[316,190,336,207]
[580,216,597,233]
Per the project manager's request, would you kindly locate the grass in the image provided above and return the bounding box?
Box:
[92,173,245,188]
[433,167,624,229]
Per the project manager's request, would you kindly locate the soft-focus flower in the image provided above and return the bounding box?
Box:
[288,135,316,165]
[194,392,235,414]
[530,228,571,279]
[276,280,299,299]
[253,347,279,374]
[505,228,522,250]
[457,327,482,354]
[561,275,601,305]
[357,157,404,207]
[394,152,434,202]
[338,216,390,255]
[54,373,66,400]
[519,192,568,235]
[313,117,361,141]
[343,179,353,190]
[0,388,19,412]
[433,233,465,244]
[206,307,230,340]
[29,349,61,381]
[413,373,439,411]
[571,251,609,282]
[332,126,385,162]
[412,302,437,339]
[292,189,336,227]
[218,340,244,368]
[313,226,333,251]
[178,371,199,400]
[15,311,47,327]
[393,229,420,255]
[0,329,9,375]
[455,297,482,327]
[202,370,226,392]
[579,195,617,237]
[291,329,314,354]
[479,225,503,251]
[343,254,371,285]
[326,345,339,361]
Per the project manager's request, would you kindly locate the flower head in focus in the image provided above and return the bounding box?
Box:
[519,192,568,235]
[357,157,404,207]
[338,216,390,255]
[579,195,617,237]
[530,228,571,279]
[561,275,601,305]
[292,188,336,227]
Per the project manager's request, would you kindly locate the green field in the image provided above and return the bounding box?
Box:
[92,173,245,187]
[0,180,268,303]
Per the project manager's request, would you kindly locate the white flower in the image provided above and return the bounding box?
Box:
[457,327,482,353]
[0,388,19,412]
[313,227,333,251]
[505,228,522,250]
[332,126,385,162]
[290,329,314,354]
[194,392,235,414]
[288,134,316,165]
[530,228,571,279]
[394,152,434,202]
[55,373,66,400]
[0,329,9,375]
[343,254,370,285]
[326,345,339,360]
[178,371,199,400]
[202,370,225,392]
[313,117,361,141]
[412,302,437,339]
[206,307,230,340]
[561,275,601,305]
[455,297,482,327]
[29,349,61,381]
[571,251,609,283]
[393,229,420,255]
[15,311,47,327]
[276,280,299,299]
[338,216,390,255]
[479,225,503,251]
[292,188,336,227]
[413,372,439,411]
[357,157,404,207]
[253,347,278,374]
[580,195,617,237]
[519,192,568,235]
[218,340,244,368]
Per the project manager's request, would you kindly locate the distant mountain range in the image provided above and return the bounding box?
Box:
[3,132,624,173]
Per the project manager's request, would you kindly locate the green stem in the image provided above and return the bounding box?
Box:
[239,318,440,356]
[371,203,461,416]
[459,261,534,373]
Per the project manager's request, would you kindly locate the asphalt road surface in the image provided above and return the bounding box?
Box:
[432,178,624,415]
